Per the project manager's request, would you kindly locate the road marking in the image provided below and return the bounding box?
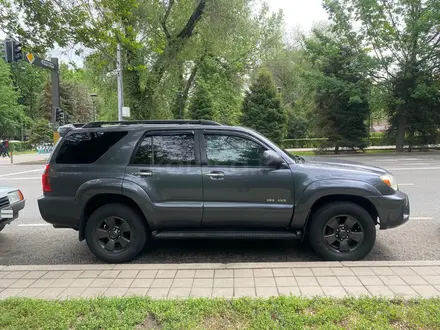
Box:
[398,183,415,186]
[410,217,434,220]
[17,223,51,227]
[388,167,440,171]
[0,169,43,178]
[1,176,41,180]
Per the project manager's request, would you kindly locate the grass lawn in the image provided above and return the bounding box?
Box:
[10,150,35,155]
[1,296,440,329]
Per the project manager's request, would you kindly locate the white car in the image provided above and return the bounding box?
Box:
[0,187,25,232]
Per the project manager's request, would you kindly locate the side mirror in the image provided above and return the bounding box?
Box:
[263,150,284,168]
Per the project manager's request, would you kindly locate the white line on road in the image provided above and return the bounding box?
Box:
[0,169,43,178]
[1,176,41,180]
[398,183,415,186]
[410,217,434,220]
[17,223,51,227]
[388,167,440,171]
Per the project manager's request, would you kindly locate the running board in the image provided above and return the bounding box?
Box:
[152,230,302,240]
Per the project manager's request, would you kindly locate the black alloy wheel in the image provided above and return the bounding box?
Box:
[323,215,364,253]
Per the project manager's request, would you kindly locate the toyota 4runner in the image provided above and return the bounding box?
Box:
[38,120,410,263]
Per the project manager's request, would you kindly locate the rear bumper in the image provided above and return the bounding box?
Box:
[38,195,80,230]
[371,191,410,229]
[0,199,25,226]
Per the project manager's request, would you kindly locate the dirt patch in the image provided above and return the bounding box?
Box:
[136,315,162,330]
[201,313,247,330]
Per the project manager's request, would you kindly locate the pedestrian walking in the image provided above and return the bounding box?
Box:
[4,139,9,157]
[0,140,4,157]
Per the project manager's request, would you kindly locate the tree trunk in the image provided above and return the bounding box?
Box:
[396,112,406,152]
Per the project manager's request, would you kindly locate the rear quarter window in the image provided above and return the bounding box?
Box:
[55,131,127,164]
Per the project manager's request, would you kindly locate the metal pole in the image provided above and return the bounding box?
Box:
[177,91,183,119]
[117,43,124,121]
[51,58,60,127]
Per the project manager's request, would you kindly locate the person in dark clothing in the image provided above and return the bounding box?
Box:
[4,139,9,157]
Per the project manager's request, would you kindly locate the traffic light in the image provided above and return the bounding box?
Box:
[1,40,12,63]
[12,40,23,62]
[55,107,64,123]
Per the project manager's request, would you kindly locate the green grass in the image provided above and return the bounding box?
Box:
[1,297,440,330]
[10,150,35,155]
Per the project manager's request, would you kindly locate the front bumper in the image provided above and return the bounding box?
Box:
[370,190,410,229]
[0,199,25,227]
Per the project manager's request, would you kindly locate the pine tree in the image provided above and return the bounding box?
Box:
[188,82,214,120]
[242,70,287,145]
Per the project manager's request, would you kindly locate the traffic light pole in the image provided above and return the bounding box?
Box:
[50,58,60,127]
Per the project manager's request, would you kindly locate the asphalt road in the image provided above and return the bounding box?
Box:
[1,152,439,265]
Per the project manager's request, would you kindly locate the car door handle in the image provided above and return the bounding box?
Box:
[134,171,153,177]
[205,171,225,179]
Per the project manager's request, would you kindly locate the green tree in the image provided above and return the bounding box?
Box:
[242,70,287,145]
[29,119,52,144]
[188,82,214,120]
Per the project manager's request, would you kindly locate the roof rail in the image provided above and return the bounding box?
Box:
[82,120,222,128]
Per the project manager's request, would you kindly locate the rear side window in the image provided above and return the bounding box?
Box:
[56,131,127,164]
[132,134,195,165]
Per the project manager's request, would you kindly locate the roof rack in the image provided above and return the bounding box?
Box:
[82,120,222,128]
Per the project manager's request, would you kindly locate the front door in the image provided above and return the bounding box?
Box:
[125,131,203,229]
[201,131,295,228]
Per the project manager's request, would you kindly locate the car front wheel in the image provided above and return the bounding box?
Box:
[85,203,147,263]
[308,202,376,261]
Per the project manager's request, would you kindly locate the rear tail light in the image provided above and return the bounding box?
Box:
[42,164,52,193]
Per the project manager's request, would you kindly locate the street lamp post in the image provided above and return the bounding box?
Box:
[177,91,184,119]
[90,93,98,121]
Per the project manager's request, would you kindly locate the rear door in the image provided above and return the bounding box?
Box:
[124,130,203,229]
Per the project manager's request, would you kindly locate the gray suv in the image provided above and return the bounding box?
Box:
[38,120,410,263]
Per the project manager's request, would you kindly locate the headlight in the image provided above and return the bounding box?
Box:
[8,190,24,205]
[380,174,398,191]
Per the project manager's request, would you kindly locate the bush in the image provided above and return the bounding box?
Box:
[9,141,33,152]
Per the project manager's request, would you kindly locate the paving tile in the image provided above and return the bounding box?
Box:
[195,270,214,278]
[156,270,176,279]
[275,276,296,287]
[344,286,371,297]
[112,278,134,288]
[292,268,314,277]
[0,278,17,288]
[176,270,196,278]
[125,288,148,297]
[378,276,406,286]
[117,270,139,279]
[234,277,254,288]
[423,276,440,285]
[214,278,233,288]
[16,288,44,298]
[151,278,173,288]
[22,271,47,279]
[256,286,278,298]
[253,269,273,277]
[331,268,355,276]
[172,278,194,288]
[312,268,334,276]
[351,267,374,276]
[38,287,65,299]
[371,267,395,276]
[215,270,233,278]
[98,270,121,279]
[52,278,75,288]
[366,286,395,298]
[29,278,56,288]
[295,277,319,287]
[137,270,158,278]
[300,286,324,297]
[391,267,418,276]
[255,277,276,287]
[401,276,428,285]
[66,278,92,288]
[0,288,23,298]
[273,268,293,277]
[90,278,114,288]
[131,278,153,288]
[338,276,362,287]
[412,267,438,276]
[78,270,102,278]
[4,271,28,279]
[317,277,340,287]
[212,287,233,298]
[234,269,253,278]
[58,287,87,299]
[358,275,383,286]
[322,286,347,298]
[190,287,212,298]
[60,271,83,279]
[234,287,256,298]
[168,287,191,298]
[193,278,213,288]
[81,287,107,298]
[412,285,440,298]
[147,288,170,299]
[431,266,440,275]
[0,272,10,279]
[103,287,128,297]
[42,271,64,279]
[389,285,419,298]
[9,279,36,289]
[277,286,301,296]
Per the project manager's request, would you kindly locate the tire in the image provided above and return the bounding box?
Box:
[308,202,376,261]
[0,224,5,232]
[85,203,147,263]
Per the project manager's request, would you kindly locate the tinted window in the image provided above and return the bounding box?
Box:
[56,131,127,164]
[205,134,266,166]
[133,134,195,165]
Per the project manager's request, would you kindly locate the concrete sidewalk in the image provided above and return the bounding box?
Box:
[0,153,48,165]
[1,261,440,300]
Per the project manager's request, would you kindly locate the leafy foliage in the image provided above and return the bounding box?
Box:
[29,119,52,144]
[188,82,214,120]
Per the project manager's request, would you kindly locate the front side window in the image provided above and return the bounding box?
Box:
[133,134,196,165]
[205,134,267,166]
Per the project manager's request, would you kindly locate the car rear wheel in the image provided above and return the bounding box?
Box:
[308,202,376,261]
[85,203,147,263]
